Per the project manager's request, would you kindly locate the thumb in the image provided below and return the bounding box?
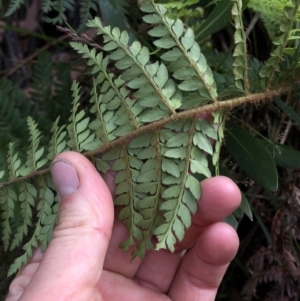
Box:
[21,151,114,300]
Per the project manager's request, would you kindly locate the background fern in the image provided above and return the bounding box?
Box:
[248,0,300,38]
[1,0,130,33]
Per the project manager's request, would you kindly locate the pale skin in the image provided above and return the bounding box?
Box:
[6,151,241,301]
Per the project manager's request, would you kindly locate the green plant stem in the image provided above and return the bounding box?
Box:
[0,85,293,188]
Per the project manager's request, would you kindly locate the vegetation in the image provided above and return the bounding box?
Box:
[0,0,300,299]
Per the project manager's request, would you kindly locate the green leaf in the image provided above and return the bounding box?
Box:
[137,146,156,159]
[166,133,189,147]
[162,185,181,198]
[240,194,253,221]
[138,94,160,107]
[172,19,184,38]
[103,41,118,51]
[145,62,159,77]
[100,0,135,44]
[127,76,148,89]
[140,108,169,123]
[190,159,211,177]
[162,158,180,178]
[196,0,250,41]
[130,41,142,56]
[196,119,218,140]
[258,139,300,169]
[115,56,134,69]
[154,36,177,49]
[160,199,177,211]
[129,133,152,148]
[196,0,232,41]
[178,79,202,91]
[185,174,200,200]
[178,203,191,228]
[173,218,185,241]
[182,189,197,214]
[181,28,194,50]
[161,48,182,61]
[114,194,130,206]
[148,25,169,37]
[193,132,213,154]
[164,147,187,159]
[143,13,161,24]
[138,168,157,182]
[137,47,150,66]
[224,214,238,230]
[274,97,300,126]
[225,122,278,191]
[154,64,169,88]
[173,68,196,80]
[165,232,176,252]
[110,48,126,60]
[140,3,156,13]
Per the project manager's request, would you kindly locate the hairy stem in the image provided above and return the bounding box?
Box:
[0,85,292,188]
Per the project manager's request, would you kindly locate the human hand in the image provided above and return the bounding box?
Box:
[6,151,241,301]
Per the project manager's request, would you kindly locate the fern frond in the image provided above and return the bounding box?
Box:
[19,117,48,177]
[8,238,37,277]
[35,175,58,251]
[70,11,221,252]
[142,2,218,103]
[0,80,29,148]
[8,175,58,276]
[4,0,25,16]
[0,187,15,251]
[10,182,36,250]
[78,0,98,32]
[129,132,162,259]
[155,122,197,252]
[43,0,75,24]
[52,62,73,123]
[30,52,53,105]
[70,42,138,138]
[259,0,300,89]
[7,245,32,277]
[248,0,300,39]
[89,79,110,144]
[87,18,181,118]
[41,0,53,13]
[67,81,100,152]
[102,145,143,251]
[231,0,249,93]
[47,117,68,161]
[2,0,300,274]
[212,111,227,175]
[7,142,22,180]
